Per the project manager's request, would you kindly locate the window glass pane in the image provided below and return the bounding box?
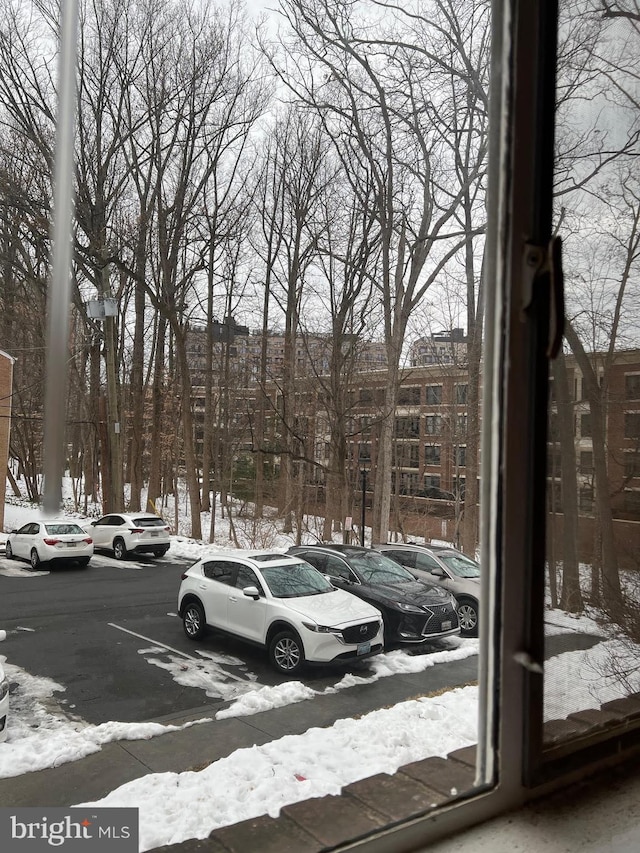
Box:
[544,0,640,747]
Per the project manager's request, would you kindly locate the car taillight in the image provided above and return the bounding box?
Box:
[43,538,60,545]
[130,528,144,534]
[84,538,93,544]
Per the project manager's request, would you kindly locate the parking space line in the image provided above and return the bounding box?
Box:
[108,622,197,660]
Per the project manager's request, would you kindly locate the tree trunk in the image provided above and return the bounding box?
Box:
[552,352,583,612]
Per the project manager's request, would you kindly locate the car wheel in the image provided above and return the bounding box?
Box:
[113,538,127,560]
[457,598,479,637]
[5,542,13,559]
[30,548,41,570]
[182,601,207,639]
[269,630,305,675]
[152,547,169,557]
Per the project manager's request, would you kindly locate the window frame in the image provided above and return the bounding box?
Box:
[36,0,640,848]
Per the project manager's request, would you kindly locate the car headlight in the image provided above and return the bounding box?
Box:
[396,602,425,613]
[0,677,8,701]
[301,621,339,634]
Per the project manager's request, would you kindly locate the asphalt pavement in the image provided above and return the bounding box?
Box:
[0,646,481,808]
[0,630,603,851]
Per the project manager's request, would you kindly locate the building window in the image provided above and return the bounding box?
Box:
[394,442,419,468]
[395,416,420,437]
[579,451,593,474]
[423,474,441,497]
[579,486,594,513]
[581,412,592,438]
[623,490,640,515]
[425,414,442,435]
[453,476,466,499]
[424,444,441,466]
[455,384,468,404]
[625,412,640,439]
[397,471,419,495]
[398,385,421,405]
[426,385,443,404]
[455,445,467,467]
[624,452,640,479]
[625,374,640,400]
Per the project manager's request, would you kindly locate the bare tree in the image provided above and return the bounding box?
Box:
[272,0,487,543]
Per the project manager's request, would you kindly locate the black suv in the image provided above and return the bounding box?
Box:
[287,544,460,646]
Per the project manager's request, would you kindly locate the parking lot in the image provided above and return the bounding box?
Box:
[0,552,480,727]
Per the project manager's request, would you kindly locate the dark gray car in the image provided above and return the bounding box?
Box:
[287,544,460,647]
[375,543,481,637]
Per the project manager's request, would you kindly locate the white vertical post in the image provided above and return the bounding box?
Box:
[43,0,79,514]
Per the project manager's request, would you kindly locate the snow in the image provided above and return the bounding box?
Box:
[1,490,639,852]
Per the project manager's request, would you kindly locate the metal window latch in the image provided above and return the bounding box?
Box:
[513,650,543,674]
[521,236,565,359]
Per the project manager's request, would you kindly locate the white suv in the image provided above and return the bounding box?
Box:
[178,550,384,675]
[85,513,171,559]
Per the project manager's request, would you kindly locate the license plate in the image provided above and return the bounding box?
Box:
[150,531,159,537]
[66,542,76,548]
[442,620,451,631]
[357,641,371,656]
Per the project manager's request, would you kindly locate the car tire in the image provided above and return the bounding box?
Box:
[30,548,41,570]
[457,598,479,637]
[113,538,127,560]
[152,547,169,558]
[269,629,305,675]
[5,542,13,559]
[182,601,207,639]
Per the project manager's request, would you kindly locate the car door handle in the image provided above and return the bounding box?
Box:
[198,584,207,590]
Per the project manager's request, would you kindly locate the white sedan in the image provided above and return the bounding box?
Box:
[0,630,7,743]
[5,521,94,569]
[178,550,384,675]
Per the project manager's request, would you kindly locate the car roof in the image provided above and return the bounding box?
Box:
[292,543,370,554]
[121,512,163,518]
[199,549,306,567]
[380,542,453,553]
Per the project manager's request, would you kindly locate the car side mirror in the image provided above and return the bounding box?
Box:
[242,586,260,600]
[430,567,446,577]
[10,529,17,534]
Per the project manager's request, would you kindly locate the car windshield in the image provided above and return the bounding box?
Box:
[438,552,481,578]
[348,551,417,584]
[133,517,165,527]
[260,562,334,598]
[44,524,85,535]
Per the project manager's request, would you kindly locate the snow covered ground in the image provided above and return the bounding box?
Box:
[1,489,638,851]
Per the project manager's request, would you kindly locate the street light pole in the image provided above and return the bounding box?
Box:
[42,0,78,515]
